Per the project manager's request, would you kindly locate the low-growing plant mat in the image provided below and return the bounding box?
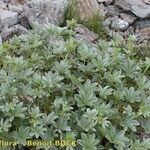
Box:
[0,24,150,150]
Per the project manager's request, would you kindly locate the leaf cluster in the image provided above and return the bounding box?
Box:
[0,23,150,150]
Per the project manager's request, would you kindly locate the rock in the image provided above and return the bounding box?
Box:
[99,4,108,17]
[98,0,114,5]
[0,10,19,27]
[24,0,68,26]
[134,19,150,29]
[0,36,2,45]
[9,0,26,5]
[120,13,137,24]
[18,14,31,29]
[111,16,129,31]
[74,24,99,43]
[1,24,28,41]
[77,0,100,20]
[8,4,24,13]
[115,0,150,19]
[103,17,113,28]
[144,0,150,5]
[107,5,121,16]
[135,27,150,41]
[0,1,7,9]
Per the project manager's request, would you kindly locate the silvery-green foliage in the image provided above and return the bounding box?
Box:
[0,23,150,150]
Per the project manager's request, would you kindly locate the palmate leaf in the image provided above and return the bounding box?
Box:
[129,139,150,150]
[78,62,95,73]
[98,85,113,99]
[75,91,97,107]
[135,75,150,90]
[122,87,141,103]
[140,119,150,133]
[29,106,43,126]
[139,104,150,118]
[78,133,99,150]
[105,70,125,84]
[120,116,140,131]
[121,59,141,78]
[0,100,27,118]
[13,126,30,145]
[78,109,98,132]
[138,96,150,118]
[78,43,97,61]
[75,80,98,107]
[123,105,135,117]
[42,112,58,126]
[92,53,111,72]
[54,117,71,132]
[42,71,64,88]
[79,79,99,93]
[0,117,13,132]
[78,117,97,132]
[54,60,72,75]
[143,57,150,74]
[97,116,110,128]
[105,125,129,149]
[29,125,47,139]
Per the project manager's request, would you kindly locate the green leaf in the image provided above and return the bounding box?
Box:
[105,126,129,149]
[30,125,47,138]
[78,133,99,150]
[13,126,30,145]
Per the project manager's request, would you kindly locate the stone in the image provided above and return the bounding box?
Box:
[120,13,137,24]
[74,24,99,43]
[77,0,100,20]
[144,0,150,5]
[1,24,28,41]
[24,0,68,26]
[0,1,7,9]
[115,0,150,19]
[99,4,108,17]
[98,0,114,5]
[8,4,24,13]
[18,14,31,29]
[0,36,2,45]
[135,27,150,41]
[103,17,113,28]
[134,19,150,29]
[107,5,121,16]
[9,0,26,5]
[0,10,19,27]
[111,16,129,31]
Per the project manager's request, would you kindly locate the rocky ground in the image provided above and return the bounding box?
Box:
[0,0,150,44]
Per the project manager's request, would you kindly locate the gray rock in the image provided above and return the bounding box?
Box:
[1,24,28,41]
[0,1,7,9]
[144,0,150,5]
[74,24,99,43]
[103,17,113,27]
[111,16,129,31]
[0,10,19,27]
[99,4,108,17]
[98,0,114,5]
[24,0,68,26]
[120,13,137,24]
[19,14,31,29]
[8,4,24,13]
[116,0,150,19]
[9,0,26,5]
[107,5,121,16]
[135,27,150,42]
[0,36,2,45]
[134,19,150,29]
